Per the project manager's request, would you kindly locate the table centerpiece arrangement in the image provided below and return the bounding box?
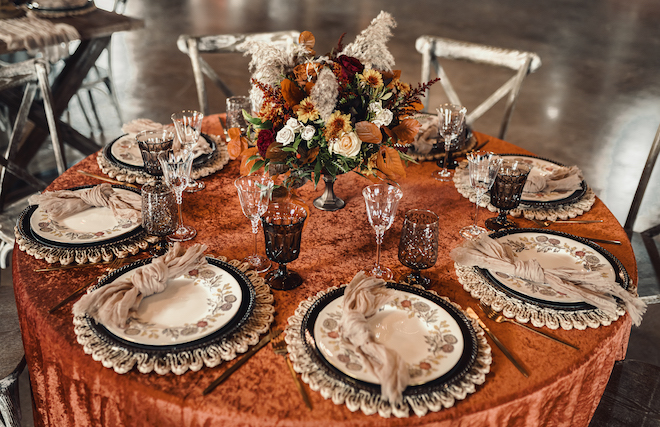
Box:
[234,11,437,210]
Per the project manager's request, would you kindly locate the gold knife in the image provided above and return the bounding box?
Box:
[466,307,529,378]
[203,329,282,395]
[77,170,139,189]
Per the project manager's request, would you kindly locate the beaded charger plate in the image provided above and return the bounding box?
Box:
[456,228,632,330]
[286,283,492,418]
[73,256,275,375]
[454,154,596,221]
[97,133,230,185]
[14,185,157,265]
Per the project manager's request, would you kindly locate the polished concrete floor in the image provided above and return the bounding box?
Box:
[3,0,660,424]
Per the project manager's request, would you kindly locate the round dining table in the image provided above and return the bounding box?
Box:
[12,115,635,426]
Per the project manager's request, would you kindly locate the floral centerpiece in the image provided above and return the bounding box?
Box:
[230,11,437,189]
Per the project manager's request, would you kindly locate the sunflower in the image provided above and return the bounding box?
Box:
[324,110,352,141]
[358,69,384,89]
[294,98,320,123]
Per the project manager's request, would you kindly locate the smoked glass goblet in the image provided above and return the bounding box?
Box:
[136,129,174,176]
[398,209,439,287]
[226,96,251,137]
[434,103,467,182]
[262,203,307,290]
[362,183,403,280]
[485,160,532,231]
[141,180,177,256]
[234,175,274,273]
[460,152,502,239]
[171,110,205,192]
[158,150,196,241]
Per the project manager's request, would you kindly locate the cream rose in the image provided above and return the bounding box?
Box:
[276,126,296,145]
[301,125,316,141]
[285,117,303,133]
[372,108,393,127]
[330,132,361,158]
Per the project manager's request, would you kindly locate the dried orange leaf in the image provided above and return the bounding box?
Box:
[265,142,288,162]
[355,121,382,144]
[227,128,248,160]
[392,118,421,144]
[239,147,259,176]
[376,146,406,180]
[299,31,316,50]
[281,79,306,108]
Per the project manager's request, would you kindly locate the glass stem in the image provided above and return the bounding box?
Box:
[176,200,184,230]
[474,191,482,227]
[375,231,384,269]
[252,221,259,256]
[443,140,450,171]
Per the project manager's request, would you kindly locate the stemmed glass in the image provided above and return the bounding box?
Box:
[171,110,205,192]
[460,152,503,239]
[362,183,403,280]
[141,181,177,256]
[485,159,532,231]
[158,150,196,241]
[398,209,439,287]
[434,103,467,181]
[234,175,274,273]
[262,203,307,290]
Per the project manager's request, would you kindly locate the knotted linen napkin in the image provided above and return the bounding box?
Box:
[28,183,142,223]
[523,165,583,194]
[450,235,646,326]
[73,243,208,329]
[339,272,410,403]
[120,118,212,157]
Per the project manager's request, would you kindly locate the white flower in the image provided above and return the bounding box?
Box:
[285,117,303,133]
[276,126,296,146]
[372,108,393,127]
[329,132,362,158]
[368,102,383,114]
[301,125,316,141]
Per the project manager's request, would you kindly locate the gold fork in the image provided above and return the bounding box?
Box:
[530,219,603,227]
[272,331,313,410]
[479,303,579,350]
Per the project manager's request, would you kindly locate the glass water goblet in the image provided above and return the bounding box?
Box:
[141,180,177,256]
[434,103,467,182]
[398,209,439,287]
[362,183,403,280]
[262,203,307,290]
[460,152,503,239]
[136,129,174,177]
[485,160,532,231]
[158,150,196,241]
[171,110,205,192]
[226,95,252,137]
[234,175,274,273]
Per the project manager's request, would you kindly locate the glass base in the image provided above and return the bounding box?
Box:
[185,179,205,193]
[433,169,452,182]
[398,271,431,288]
[459,225,489,240]
[365,265,394,281]
[167,224,197,241]
[485,217,518,231]
[149,238,171,256]
[266,268,303,290]
[244,254,271,273]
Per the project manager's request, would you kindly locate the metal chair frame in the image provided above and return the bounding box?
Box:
[177,31,300,116]
[416,35,541,140]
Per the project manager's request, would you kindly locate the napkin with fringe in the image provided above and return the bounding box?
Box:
[73,243,208,329]
[120,119,212,157]
[339,271,410,403]
[523,165,583,194]
[450,235,646,326]
[29,183,142,223]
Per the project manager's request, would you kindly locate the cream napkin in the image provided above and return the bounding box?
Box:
[73,243,208,329]
[119,119,212,157]
[28,183,142,223]
[339,272,410,403]
[450,235,646,325]
[523,165,583,194]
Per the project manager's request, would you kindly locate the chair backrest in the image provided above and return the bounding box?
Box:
[623,123,660,238]
[415,35,542,140]
[177,31,300,115]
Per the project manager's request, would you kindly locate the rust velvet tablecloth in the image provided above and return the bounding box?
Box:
[13,116,635,426]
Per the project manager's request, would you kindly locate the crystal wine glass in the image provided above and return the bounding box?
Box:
[171,110,205,192]
[485,159,532,231]
[362,183,403,280]
[234,175,274,273]
[434,103,467,181]
[262,203,307,290]
[460,152,502,239]
[158,150,196,241]
[398,209,439,287]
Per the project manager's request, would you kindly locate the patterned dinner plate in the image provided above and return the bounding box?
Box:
[478,228,629,311]
[497,154,587,207]
[302,283,478,395]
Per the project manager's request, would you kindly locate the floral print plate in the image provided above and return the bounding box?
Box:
[479,229,627,309]
[103,261,245,346]
[498,154,586,206]
[30,187,141,245]
[312,287,466,386]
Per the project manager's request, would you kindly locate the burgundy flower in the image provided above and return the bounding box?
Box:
[257,129,275,158]
[337,55,364,80]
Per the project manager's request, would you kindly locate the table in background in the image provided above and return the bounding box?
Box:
[12,116,635,426]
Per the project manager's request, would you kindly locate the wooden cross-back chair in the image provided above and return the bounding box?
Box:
[415,35,542,140]
[177,31,300,116]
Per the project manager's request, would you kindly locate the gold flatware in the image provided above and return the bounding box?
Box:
[35,258,133,272]
[48,259,123,314]
[531,219,603,227]
[466,307,529,378]
[582,237,621,245]
[479,303,579,350]
[203,329,282,395]
[76,170,139,189]
[272,330,312,410]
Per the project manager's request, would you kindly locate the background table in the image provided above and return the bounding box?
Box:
[12,116,636,426]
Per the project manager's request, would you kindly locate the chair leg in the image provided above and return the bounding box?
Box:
[0,357,26,427]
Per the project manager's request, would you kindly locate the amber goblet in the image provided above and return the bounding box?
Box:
[261,203,307,290]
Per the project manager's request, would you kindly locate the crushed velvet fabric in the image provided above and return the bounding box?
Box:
[12,115,636,426]
[523,165,583,194]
